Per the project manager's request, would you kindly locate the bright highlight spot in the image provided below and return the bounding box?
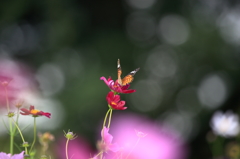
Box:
[158,15,190,45]
[197,73,228,109]
[130,80,163,112]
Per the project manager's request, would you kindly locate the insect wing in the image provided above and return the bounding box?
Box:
[121,68,140,85]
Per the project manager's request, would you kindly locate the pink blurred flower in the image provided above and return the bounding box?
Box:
[99,126,119,153]
[0,58,36,109]
[56,136,93,159]
[0,151,24,159]
[100,76,136,94]
[105,113,187,159]
[106,92,127,110]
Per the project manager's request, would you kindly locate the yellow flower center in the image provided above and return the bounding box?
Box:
[30,109,40,115]
[111,102,117,106]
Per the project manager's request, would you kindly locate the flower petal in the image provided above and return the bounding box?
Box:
[29,105,35,110]
[11,151,24,159]
[101,127,113,144]
[113,94,120,103]
[106,92,114,103]
[108,143,120,152]
[122,89,136,94]
[20,108,30,115]
[121,84,130,90]
[39,111,51,118]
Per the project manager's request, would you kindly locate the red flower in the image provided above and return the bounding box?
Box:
[100,76,136,94]
[106,91,127,110]
[20,105,51,118]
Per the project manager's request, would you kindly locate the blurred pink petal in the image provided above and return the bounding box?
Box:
[100,126,119,152]
[0,58,37,109]
[0,151,24,159]
[105,113,188,159]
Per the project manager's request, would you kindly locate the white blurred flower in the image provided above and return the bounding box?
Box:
[210,111,240,137]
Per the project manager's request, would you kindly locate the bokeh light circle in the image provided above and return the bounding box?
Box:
[158,15,190,45]
[129,80,163,112]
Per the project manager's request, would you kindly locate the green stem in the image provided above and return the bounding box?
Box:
[107,109,112,128]
[100,108,112,159]
[9,119,13,154]
[12,108,20,139]
[11,118,28,155]
[66,139,69,159]
[30,117,37,153]
[5,86,14,154]
[102,108,111,130]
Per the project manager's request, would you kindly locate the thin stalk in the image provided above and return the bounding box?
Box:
[12,108,20,139]
[65,139,69,159]
[30,117,37,153]
[11,118,28,155]
[92,151,103,159]
[125,137,141,159]
[102,108,111,130]
[107,109,112,128]
[4,86,13,154]
[100,108,112,159]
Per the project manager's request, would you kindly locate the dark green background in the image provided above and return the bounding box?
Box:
[1,0,240,158]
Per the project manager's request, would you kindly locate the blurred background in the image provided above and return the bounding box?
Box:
[0,0,240,158]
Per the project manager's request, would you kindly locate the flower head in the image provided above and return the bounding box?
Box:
[210,111,240,137]
[14,100,24,108]
[0,151,24,159]
[98,126,119,153]
[64,130,77,140]
[135,130,147,138]
[0,76,12,87]
[20,105,51,118]
[39,132,55,144]
[106,91,127,110]
[100,76,136,94]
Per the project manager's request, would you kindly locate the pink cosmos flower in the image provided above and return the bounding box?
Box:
[20,105,51,118]
[0,58,37,109]
[0,151,24,159]
[100,76,136,94]
[106,91,127,110]
[106,113,188,159]
[100,126,119,153]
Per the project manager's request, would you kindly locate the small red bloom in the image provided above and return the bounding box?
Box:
[20,105,51,118]
[100,76,136,94]
[106,91,127,110]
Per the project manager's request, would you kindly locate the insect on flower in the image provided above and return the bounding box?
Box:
[117,59,140,86]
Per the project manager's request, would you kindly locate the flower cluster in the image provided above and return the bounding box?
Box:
[92,62,140,158]
[100,76,136,110]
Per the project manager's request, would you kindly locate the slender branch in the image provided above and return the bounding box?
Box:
[107,109,112,128]
[11,118,28,155]
[66,139,69,159]
[4,86,14,154]
[125,137,141,159]
[30,117,37,152]
[102,108,110,130]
